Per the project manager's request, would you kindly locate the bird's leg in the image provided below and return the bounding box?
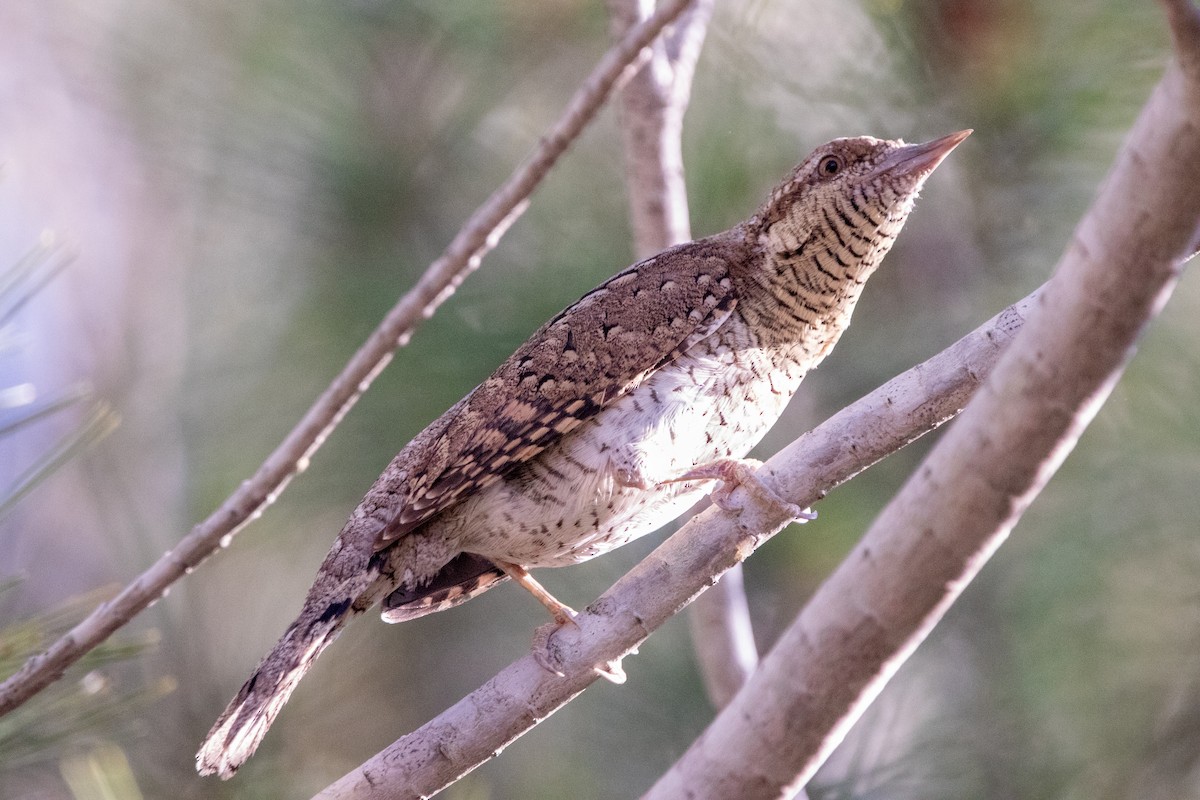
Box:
[671,458,817,523]
[610,451,652,490]
[494,560,577,625]
[494,560,626,684]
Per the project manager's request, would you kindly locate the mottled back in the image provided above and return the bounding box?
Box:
[374,232,744,545]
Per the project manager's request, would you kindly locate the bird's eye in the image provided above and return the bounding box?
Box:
[819,155,844,178]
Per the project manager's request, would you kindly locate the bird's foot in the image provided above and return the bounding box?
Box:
[496,560,625,682]
[530,615,626,684]
[673,458,816,523]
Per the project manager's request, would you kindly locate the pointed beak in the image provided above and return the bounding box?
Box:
[873,129,972,180]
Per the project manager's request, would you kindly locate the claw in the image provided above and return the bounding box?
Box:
[530,617,625,683]
[532,619,572,677]
[593,657,626,684]
[672,458,816,523]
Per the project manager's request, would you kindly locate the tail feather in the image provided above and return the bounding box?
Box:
[197,546,398,778]
[197,527,462,777]
[381,552,507,622]
[196,609,349,778]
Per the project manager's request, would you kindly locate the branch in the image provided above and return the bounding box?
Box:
[0,0,696,718]
[643,4,1200,797]
[606,0,713,257]
[314,285,1036,799]
[687,555,758,707]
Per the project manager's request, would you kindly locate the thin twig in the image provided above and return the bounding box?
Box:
[0,0,696,718]
[644,3,1200,796]
[314,285,1037,800]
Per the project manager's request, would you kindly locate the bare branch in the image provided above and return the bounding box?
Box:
[313,286,1035,799]
[643,9,1200,798]
[606,0,713,257]
[1160,0,1200,77]
[687,556,758,708]
[0,0,696,719]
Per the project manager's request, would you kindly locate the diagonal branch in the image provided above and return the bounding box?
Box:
[314,286,1038,799]
[643,2,1200,797]
[0,0,696,718]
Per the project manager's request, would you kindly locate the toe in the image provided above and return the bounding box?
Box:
[593,658,627,684]
[531,620,570,677]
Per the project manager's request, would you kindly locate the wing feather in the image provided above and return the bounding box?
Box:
[375,233,744,546]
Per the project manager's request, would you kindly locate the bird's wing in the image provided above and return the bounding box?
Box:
[376,235,742,546]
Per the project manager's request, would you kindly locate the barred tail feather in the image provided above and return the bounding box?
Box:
[381,552,507,622]
[197,533,463,777]
[196,548,399,778]
[196,606,350,779]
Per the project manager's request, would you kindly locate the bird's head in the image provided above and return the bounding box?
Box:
[753,130,971,276]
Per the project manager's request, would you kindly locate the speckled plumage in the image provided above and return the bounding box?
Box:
[197,130,969,778]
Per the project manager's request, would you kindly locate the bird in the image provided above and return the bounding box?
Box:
[196,128,970,778]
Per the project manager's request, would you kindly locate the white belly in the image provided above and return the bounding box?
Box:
[446,340,805,568]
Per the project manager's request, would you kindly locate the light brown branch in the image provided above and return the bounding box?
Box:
[688,555,758,707]
[313,286,1035,800]
[1161,0,1200,77]
[0,0,696,719]
[643,8,1200,798]
[606,0,713,257]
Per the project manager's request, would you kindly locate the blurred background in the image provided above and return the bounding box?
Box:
[2,0,1198,798]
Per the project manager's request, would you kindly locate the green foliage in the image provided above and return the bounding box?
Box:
[0,582,168,786]
[0,241,120,520]
[0,237,142,797]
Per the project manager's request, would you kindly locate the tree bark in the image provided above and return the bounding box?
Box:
[642,2,1200,796]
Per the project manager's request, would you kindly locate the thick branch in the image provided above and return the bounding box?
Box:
[643,7,1200,798]
[314,288,1035,799]
[0,0,695,718]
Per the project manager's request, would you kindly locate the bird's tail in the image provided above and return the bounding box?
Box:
[195,603,350,778]
[196,557,393,779]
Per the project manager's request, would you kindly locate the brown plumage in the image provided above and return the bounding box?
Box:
[197,129,969,778]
